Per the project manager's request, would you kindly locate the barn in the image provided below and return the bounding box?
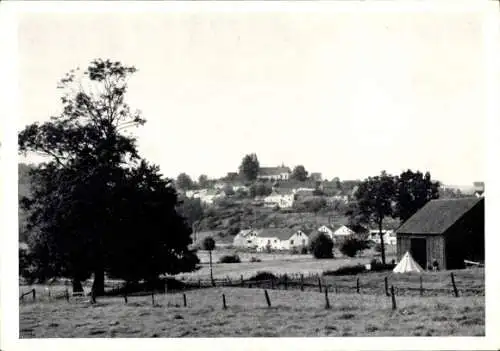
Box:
[396,197,484,270]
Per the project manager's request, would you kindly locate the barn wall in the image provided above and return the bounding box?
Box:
[445,200,484,269]
[396,235,411,262]
[426,235,445,270]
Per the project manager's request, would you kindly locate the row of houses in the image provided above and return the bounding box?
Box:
[185,186,350,207]
[232,224,397,252]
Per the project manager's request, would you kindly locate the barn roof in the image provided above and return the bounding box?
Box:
[396,197,483,235]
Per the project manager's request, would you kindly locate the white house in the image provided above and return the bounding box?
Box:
[317,225,334,239]
[333,224,369,242]
[233,229,260,248]
[368,230,396,245]
[255,229,285,251]
[263,192,295,208]
[257,166,291,181]
[280,230,309,250]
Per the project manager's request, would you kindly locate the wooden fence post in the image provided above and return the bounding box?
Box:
[151,291,155,306]
[48,288,51,300]
[390,286,397,310]
[65,288,69,302]
[284,274,288,290]
[324,286,331,309]
[318,277,322,293]
[271,278,275,290]
[264,289,271,307]
[222,294,227,309]
[32,289,36,301]
[300,274,304,291]
[124,293,128,304]
[91,289,96,304]
[419,276,424,296]
[183,293,187,307]
[384,276,389,296]
[356,278,360,294]
[241,275,244,287]
[451,272,459,297]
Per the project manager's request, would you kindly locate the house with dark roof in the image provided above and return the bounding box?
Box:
[257,166,291,181]
[251,228,309,251]
[396,197,484,270]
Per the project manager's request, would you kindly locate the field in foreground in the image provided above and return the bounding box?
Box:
[20,287,484,337]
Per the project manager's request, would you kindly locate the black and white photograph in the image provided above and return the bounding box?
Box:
[0,1,499,350]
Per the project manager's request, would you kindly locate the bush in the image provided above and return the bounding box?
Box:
[218,254,241,263]
[340,237,371,257]
[249,271,277,281]
[300,246,308,254]
[250,256,262,262]
[323,264,367,276]
[309,232,334,259]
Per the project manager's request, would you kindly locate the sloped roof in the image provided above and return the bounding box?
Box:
[345,224,369,234]
[256,228,294,240]
[259,167,291,176]
[397,197,483,235]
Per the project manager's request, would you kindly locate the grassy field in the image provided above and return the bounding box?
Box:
[19,287,484,337]
[180,246,397,280]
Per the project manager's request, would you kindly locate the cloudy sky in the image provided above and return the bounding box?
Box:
[17,4,487,185]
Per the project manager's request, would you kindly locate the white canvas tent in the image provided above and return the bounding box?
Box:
[393,251,424,273]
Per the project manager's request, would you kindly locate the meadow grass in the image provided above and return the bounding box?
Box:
[20,287,484,338]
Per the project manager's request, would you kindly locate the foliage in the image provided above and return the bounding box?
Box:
[323,264,366,276]
[239,153,260,181]
[218,254,241,264]
[351,171,396,264]
[249,271,277,281]
[249,182,273,197]
[176,173,194,191]
[177,197,204,229]
[250,256,262,262]
[395,170,440,223]
[17,59,198,292]
[198,174,209,188]
[202,237,216,251]
[340,237,371,258]
[291,165,308,182]
[223,184,235,196]
[309,232,334,259]
[369,259,396,272]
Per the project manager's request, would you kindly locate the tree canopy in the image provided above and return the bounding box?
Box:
[239,154,260,181]
[18,59,199,293]
[176,172,194,191]
[291,165,308,182]
[395,170,440,223]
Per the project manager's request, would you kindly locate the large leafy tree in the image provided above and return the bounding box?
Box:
[239,153,260,181]
[395,170,440,223]
[18,59,198,294]
[176,172,194,191]
[352,171,396,264]
[291,165,308,182]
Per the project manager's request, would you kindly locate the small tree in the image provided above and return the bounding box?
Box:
[309,232,334,259]
[239,154,260,181]
[198,174,209,189]
[291,165,308,182]
[176,173,194,191]
[202,237,216,286]
[340,237,371,258]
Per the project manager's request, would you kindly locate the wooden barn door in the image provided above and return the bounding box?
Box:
[410,238,427,269]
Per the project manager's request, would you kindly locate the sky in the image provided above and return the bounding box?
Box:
[17,7,486,186]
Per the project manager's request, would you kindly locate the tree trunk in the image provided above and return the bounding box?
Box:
[209,250,214,286]
[92,269,105,296]
[379,220,386,264]
[72,278,83,293]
